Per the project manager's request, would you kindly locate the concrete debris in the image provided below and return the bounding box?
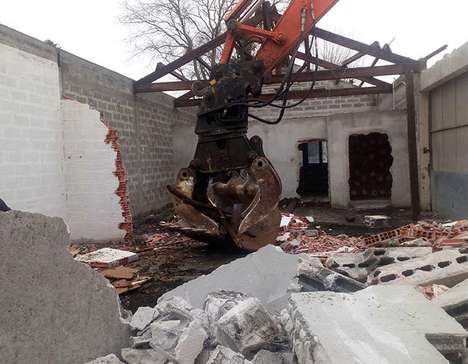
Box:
[252,350,297,364]
[400,238,433,247]
[76,247,139,268]
[209,293,281,356]
[0,211,130,364]
[297,259,366,292]
[364,214,390,227]
[287,286,468,364]
[282,215,468,255]
[85,354,124,364]
[130,306,159,331]
[370,248,468,286]
[433,278,468,327]
[121,348,166,364]
[326,247,432,282]
[159,245,302,311]
[205,346,252,364]
[419,284,450,300]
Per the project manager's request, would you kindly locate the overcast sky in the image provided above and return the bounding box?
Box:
[1,0,467,81]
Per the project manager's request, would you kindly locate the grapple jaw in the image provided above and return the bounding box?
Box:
[169,153,282,251]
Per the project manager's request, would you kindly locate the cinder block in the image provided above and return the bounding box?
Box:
[369,248,468,287]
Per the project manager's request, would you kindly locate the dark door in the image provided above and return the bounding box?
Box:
[297,140,329,196]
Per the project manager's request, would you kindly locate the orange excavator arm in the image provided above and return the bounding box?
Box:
[220,0,339,74]
[168,0,339,251]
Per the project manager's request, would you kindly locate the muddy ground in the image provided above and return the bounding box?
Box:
[83,203,435,313]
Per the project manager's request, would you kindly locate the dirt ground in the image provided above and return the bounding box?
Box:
[81,203,436,313]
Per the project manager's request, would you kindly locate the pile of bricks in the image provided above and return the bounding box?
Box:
[281,215,468,255]
[105,127,133,241]
[363,220,468,248]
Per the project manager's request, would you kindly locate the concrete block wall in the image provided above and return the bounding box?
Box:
[59,50,196,218]
[0,41,66,218]
[327,110,410,208]
[252,81,378,121]
[0,23,197,240]
[61,100,125,241]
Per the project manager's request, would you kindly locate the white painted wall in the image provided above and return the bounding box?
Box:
[0,42,66,218]
[61,100,124,240]
[249,117,327,197]
[0,43,125,240]
[327,110,410,208]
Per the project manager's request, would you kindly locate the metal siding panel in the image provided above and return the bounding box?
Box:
[456,126,468,173]
[430,87,443,131]
[442,80,457,130]
[455,72,468,127]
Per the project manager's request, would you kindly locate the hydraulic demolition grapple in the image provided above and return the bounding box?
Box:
[165,0,339,251]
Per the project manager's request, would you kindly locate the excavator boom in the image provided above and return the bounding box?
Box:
[166,0,339,251]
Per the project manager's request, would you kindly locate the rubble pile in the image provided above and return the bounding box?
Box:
[279,214,468,255]
[90,292,293,364]
[88,244,468,363]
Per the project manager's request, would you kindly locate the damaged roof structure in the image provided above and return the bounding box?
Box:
[2,1,468,363]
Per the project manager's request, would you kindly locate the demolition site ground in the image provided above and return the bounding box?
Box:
[78,204,427,313]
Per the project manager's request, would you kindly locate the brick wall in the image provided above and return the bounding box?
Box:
[59,50,196,218]
[0,41,66,218]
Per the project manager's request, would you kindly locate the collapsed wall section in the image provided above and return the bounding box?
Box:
[0,211,130,364]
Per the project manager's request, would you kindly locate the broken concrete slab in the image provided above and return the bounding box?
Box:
[252,350,296,364]
[0,211,130,364]
[130,306,159,331]
[326,247,432,282]
[121,348,167,364]
[76,247,138,268]
[138,296,209,364]
[206,346,253,364]
[369,248,468,287]
[287,285,467,364]
[213,295,280,357]
[159,245,302,311]
[297,259,366,293]
[433,279,468,327]
[85,354,124,364]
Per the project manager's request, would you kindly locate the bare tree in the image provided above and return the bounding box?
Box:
[121,0,237,80]
[121,1,362,80]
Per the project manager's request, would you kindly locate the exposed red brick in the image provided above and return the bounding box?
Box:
[105,127,134,241]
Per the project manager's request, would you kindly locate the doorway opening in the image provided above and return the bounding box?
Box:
[297,140,329,198]
[348,132,393,201]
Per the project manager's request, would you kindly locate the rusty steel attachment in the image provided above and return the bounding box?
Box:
[167,62,282,251]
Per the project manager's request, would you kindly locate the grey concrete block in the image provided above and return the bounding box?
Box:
[287,286,468,364]
[85,354,124,364]
[326,247,432,282]
[130,306,159,331]
[214,295,280,357]
[121,348,167,364]
[148,296,208,364]
[252,350,296,364]
[297,260,366,293]
[369,248,468,287]
[159,245,302,311]
[206,346,252,364]
[433,278,468,327]
[0,211,130,364]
